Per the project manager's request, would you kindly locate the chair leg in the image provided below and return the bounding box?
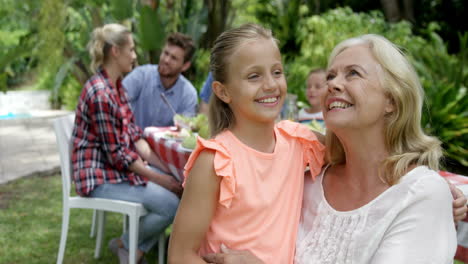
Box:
[128,213,139,264]
[123,213,128,233]
[56,207,70,264]
[94,210,106,259]
[90,209,97,238]
[158,233,166,264]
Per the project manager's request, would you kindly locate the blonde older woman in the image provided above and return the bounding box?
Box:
[295,34,456,263]
[203,34,465,264]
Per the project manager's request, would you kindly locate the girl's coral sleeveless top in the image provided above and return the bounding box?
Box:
[184,120,325,263]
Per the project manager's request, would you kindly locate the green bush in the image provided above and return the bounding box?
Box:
[285,7,467,169]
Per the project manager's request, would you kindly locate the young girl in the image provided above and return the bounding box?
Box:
[298,68,327,126]
[167,24,325,263]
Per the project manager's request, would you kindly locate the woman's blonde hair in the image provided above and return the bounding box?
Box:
[208,23,278,136]
[325,34,442,185]
[88,23,131,73]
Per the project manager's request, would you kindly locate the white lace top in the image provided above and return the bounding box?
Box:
[295,166,456,264]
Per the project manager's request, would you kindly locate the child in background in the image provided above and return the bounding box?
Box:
[298,68,327,129]
[167,23,325,264]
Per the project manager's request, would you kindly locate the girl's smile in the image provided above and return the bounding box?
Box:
[255,95,280,106]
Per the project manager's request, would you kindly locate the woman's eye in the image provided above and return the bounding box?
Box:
[348,69,360,77]
[273,70,283,76]
[326,74,335,81]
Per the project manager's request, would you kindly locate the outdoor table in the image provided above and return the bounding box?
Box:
[144,126,468,261]
[144,126,192,182]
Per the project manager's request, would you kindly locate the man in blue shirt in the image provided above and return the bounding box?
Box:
[123,33,198,129]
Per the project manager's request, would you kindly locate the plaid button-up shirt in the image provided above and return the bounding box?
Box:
[71,69,147,196]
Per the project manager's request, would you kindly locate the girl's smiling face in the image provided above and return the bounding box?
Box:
[323,44,394,131]
[217,38,287,125]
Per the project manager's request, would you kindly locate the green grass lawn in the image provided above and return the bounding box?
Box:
[0,173,160,264]
[0,173,465,264]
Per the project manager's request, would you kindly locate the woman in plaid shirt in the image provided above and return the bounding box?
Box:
[71,23,182,264]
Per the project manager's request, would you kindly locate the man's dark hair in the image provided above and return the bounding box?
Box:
[166,32,195,63]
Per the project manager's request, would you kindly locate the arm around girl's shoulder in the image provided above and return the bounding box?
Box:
[370,168,457,263]
[168,149,221,264]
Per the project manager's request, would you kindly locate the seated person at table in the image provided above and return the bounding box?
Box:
[123,32,198,129]
[198,72,213,115]
[72,23,182,264]
[298,68,326,128]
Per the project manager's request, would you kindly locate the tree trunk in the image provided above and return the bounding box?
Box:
[199,0,231,49]
[402,0,415,23]
[380,0,415,23]
[380,0,401,22]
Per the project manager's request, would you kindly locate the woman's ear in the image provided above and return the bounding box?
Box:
[212,81,231,103]
[385,96,395,114]
[110,45,120,58]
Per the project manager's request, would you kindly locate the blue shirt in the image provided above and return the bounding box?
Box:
[123,64,198,129]
[200,72,213,103]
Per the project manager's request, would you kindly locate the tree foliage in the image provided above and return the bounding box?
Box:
[281,7,467,168]
[1,0,465,169]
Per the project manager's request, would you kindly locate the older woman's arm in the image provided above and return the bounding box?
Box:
[202,245,264,264]
[371,176,456,263]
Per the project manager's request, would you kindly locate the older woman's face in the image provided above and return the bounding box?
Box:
[322,44,394,131]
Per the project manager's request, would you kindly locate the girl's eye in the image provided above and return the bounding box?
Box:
[248,74,259,80]
[273,69,283,76]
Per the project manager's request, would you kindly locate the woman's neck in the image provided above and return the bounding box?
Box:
[323,128,390,211]
[103,63,122,87]
[230,120,276,153]
[335,126,390,187]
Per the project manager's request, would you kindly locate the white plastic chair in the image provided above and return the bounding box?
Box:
[89,212,167,264]
[54,114,166,264]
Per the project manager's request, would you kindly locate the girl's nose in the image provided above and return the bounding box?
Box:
[264,74,279,91]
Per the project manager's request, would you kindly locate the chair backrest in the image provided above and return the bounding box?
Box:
[53,114,76,202]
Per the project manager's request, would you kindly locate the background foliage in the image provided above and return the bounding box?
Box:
[280,7,467,167]
[1,0,466,170]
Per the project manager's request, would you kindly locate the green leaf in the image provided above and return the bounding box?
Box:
[138,5,165,51]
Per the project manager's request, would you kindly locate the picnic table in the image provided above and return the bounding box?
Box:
[144,126,192,182]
